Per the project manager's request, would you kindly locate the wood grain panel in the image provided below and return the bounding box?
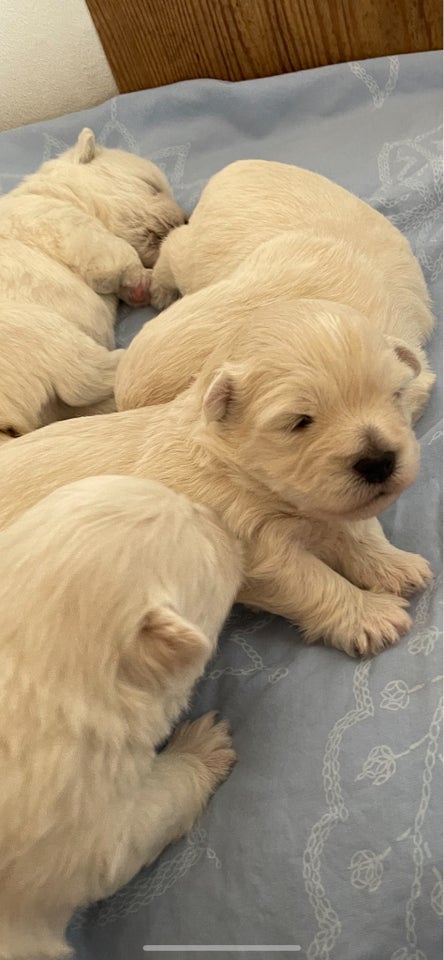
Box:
[85,0,443,93]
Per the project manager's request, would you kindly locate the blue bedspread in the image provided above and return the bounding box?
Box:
[0,51,442,960]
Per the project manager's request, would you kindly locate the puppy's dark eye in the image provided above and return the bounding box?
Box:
[291,415,314,432]
[3,427,20,438]
[393,390,403,400]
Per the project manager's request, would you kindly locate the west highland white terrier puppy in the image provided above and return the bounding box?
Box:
[116,161,434,423]
[0,475,241,959]
[0,302,431,659]
[0,128,186,441]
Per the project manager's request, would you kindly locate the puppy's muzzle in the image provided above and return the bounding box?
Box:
[353,449,396,484]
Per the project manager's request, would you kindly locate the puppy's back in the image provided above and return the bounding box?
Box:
[0,409,146,531]
[161,159,422,296]
[0,475,241,958]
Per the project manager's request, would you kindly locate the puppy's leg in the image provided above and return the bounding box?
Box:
[95,713,235,900]
[7,201,152,305]
[309,517,433,597]
[72,224,153,307]
[51,326,124,410]
[150,248,180,310]
[240,530,412,657]
[150,226,189,309]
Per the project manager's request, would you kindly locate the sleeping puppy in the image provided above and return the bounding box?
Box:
[0,301,432,660]
[0,128,186,441]
[116,229,435,424]
[148,159,433,309]
[0,475,241,960]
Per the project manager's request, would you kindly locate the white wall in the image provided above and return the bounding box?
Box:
[0,0,118,131]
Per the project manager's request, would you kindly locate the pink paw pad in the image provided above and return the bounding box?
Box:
[119,272,152,307]
[129,281,151,304]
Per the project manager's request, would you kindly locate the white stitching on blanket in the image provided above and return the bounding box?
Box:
[408,577,443,656]
[349,57,399,109]
[208,615,289,684]
[70,826,219,929]
[391,696,443,960]
[97,101,138,153]
[302,661,374,959]
[366,125,443,281]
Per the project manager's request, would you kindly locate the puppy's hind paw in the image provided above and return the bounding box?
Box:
[167,712,236,790]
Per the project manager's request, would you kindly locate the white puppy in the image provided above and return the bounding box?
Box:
[0,128,186,441]
[0,475,241,960]
[149,159,432,306]
[116,231,435,423]
[0,301,432,659]
[117,162,434,422]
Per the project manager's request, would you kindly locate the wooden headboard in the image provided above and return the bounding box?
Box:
[85,0,442,94]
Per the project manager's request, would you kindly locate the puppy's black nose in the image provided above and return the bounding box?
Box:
[353,450,396,484]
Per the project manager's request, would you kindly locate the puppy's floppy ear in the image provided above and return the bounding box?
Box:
[386,335,421,377]
[119,606,210,689]
[74,128,96,164]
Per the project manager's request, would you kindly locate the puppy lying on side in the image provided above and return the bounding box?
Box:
[116,230,435,423]
[0,302,432,658]
[0,128,186,441]
[0,475,241,960]
[148,159,432,308]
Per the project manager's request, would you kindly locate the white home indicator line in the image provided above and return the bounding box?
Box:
[143,948,301,953]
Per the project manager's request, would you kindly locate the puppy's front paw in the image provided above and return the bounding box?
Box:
[362,550,433,597]
[118,267,152,307]
[343,592,411,657]
[168,712,236,790]
[150,279,179,311]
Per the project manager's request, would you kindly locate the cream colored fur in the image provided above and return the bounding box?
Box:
[0,475,241,960]
[150,158,433,303]
[117,163,434,421]
[117,231,435,421]
[0,127,186,441]
[0,302,432,660]
[0,305,123,441]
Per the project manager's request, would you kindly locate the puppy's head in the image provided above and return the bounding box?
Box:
[0,476,241,695]
[39,129,187,266]
[200,300,422,521]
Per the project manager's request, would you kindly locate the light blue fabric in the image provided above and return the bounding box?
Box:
[1,51,442,960]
